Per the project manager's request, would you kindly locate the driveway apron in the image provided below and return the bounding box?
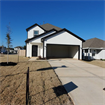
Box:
[48,59,105,105]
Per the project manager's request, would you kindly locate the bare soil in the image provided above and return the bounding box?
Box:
[0,55,73,105]
[83,60,105,68]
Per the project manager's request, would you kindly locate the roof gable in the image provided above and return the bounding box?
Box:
[26,23,62,32]
[41,28,85,42]
[26,23,46,32]
[41,23,62,31]
[25,29,57,43]
[83,38,105,48]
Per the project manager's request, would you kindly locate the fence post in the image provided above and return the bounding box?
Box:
[26,67,29,105]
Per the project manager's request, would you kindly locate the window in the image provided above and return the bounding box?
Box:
[34,30,39,36]
[85,49,88,53]
[85,49,91,53]
[93,50,95,53]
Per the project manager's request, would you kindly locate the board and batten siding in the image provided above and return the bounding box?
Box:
[28,26,45,39]
[29,30,56,43]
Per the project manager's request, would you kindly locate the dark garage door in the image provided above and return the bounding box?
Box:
[47,44,80,59]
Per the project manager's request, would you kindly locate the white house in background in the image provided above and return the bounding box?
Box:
[9,48,14,53]
[25,23,85,60]
[83,38,105,60]
[14,46,23,51]
[14,46,23,53]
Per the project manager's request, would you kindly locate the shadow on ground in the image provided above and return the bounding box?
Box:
[37,65,67,71]
[53,81,78,97]
[0,62,17,66]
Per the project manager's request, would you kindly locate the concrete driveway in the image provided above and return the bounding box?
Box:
[48,59,105,105]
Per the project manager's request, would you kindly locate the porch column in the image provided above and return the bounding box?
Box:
[43,42,47,58]
[30,43,32,57]
[83,49,85,59]
[88,49,90,60]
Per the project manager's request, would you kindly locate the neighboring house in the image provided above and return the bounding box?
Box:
[83,38,105,60]
[14,46,23,51]
[0,46,6,53]
[25,23,85,60]
[14,46,23,54]
[9,48,14,53]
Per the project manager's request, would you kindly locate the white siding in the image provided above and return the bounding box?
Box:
[29,30,56,43]
[94,49,105,59]
[44,31,82,45]
[28,26,45,39]
[26,43,31,57]
[26,30,56,58]
[26,43,43,57]
[69,46,78,59]
[83,49,105,59]
[44,31,82,59]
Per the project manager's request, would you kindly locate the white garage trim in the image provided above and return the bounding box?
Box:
[46,44,80,59]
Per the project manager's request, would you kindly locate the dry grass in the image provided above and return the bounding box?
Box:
[83,60,105,68]
[0,54,73,105]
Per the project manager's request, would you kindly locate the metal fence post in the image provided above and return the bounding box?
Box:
[26,67,29,105]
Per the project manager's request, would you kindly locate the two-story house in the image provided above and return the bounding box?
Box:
[25,23,85,59]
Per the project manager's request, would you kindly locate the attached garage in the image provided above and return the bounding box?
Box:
[42,29,84,60]
[47,44,80,59]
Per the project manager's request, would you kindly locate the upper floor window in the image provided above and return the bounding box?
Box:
[34,30,39,36]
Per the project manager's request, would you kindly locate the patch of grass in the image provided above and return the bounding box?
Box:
[83,60,105,68]
[100,59,105,61]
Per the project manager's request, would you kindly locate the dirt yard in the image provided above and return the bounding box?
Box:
[0,55,73,105]
[83,60,105,68]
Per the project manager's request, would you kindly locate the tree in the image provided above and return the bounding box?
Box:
[5,24,12,64]
[23,45,26,50]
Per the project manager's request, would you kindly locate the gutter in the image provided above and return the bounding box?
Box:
[82,47,105,50]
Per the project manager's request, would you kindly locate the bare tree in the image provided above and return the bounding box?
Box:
[5,24,12,64]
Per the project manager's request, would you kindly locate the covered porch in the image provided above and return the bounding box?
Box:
[26,42,43,57]
[83,48,104,60]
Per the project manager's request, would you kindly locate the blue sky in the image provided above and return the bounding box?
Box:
[0,0,104,48]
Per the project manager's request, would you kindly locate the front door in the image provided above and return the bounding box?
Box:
[32,45,38,57]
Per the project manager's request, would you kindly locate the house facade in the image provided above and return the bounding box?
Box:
[83,38,105,60]
[25,23,85,59]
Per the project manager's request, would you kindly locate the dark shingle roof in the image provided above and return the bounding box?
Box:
[26,23,46,31]
[83,38,105,48]
[14,46,23,48]
[40,23,62,31]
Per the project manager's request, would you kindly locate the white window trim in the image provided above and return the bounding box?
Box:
[33,30,39,37]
